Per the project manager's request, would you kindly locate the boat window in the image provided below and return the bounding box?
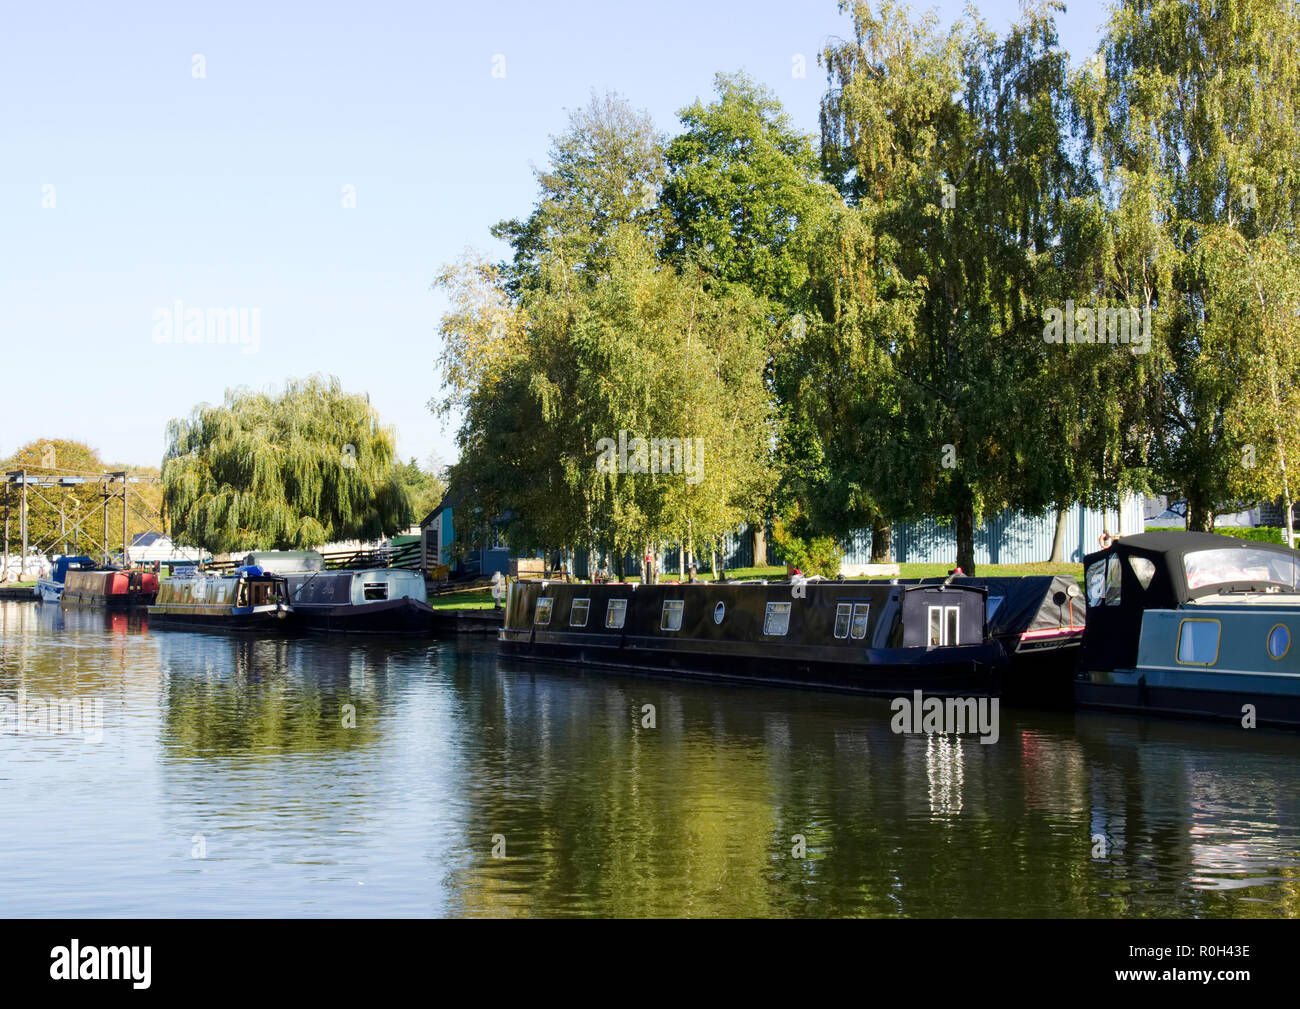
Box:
[713,601,725,624]
[850,603,870,640]
[763,601,792,636]
[833,603,852,639]
[1104,555,1122,606]
[534,598,553,625]
[1183,547,1300,591]
[236,584,248,607]
[363,582,389,601]
[1128,556,1156,590]
[927,605,960,646]
[1267,623,1290,660]
[606,599,628,629]
[570,598,590,627]
[1176,619,1221,665]
[1085,559,1107,607]
[661,599,684,631]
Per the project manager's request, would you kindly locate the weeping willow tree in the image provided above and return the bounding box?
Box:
[161,376,413,554]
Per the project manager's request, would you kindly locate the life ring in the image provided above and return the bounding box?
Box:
[1098,531,1114,549]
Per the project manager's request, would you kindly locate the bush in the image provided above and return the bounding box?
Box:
[1212,526,1288,545]
[771,511,843,578]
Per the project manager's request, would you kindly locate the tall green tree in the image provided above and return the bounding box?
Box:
[1075,0,1300,529]
[819,0,1086,572]
[162,376,412,554]
[662,71,841,562]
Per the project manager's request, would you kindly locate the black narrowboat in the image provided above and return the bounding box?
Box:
[242,551,434,635]
[499,575,1083,699]
[283,568,434,635]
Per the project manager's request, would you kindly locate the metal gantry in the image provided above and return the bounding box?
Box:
[2,469,164,578]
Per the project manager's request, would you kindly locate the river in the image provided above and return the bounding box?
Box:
[1,600,1297,917]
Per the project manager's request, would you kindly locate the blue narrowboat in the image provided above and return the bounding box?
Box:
[1075,531,1300,728]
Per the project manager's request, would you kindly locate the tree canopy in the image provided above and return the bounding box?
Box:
[161,376,413,554]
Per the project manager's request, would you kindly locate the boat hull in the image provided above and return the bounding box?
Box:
[146,605,294,632]
[290,597,433,635]
[1075,673,1300,729]
[498,630,1007,696]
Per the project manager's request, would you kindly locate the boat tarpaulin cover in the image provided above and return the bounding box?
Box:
[900,576,1083,642]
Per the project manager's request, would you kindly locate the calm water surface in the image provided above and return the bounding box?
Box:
[2,599,1298,917]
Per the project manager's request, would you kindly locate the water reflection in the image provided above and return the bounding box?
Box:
[1,599,1298,917]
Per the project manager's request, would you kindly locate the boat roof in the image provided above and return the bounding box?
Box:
[1084,530,1300,604]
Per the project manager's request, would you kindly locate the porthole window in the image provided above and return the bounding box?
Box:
[713,601,725,624]
[1267,623,1291,660]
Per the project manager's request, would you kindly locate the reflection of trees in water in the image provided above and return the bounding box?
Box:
[160,635,407,756]
[0,601,159,703]
[440,653,1300,917]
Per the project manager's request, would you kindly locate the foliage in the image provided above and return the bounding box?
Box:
[770,505,843,578]
[161,376,412,554]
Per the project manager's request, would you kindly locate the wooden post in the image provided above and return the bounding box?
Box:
[102,478,109,566]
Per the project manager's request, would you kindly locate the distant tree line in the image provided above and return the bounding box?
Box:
[438,0,1300,573]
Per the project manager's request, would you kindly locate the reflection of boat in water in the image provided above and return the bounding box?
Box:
[36,555,98,604]
[147,566,292,630]
[1075,531,1300,729]
[244,551,433,635]
[60,568,159,609]
[499,576,1083,699]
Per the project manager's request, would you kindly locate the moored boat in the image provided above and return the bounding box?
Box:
[36,555,98,604]
[146,565,292,630]
[245,550,434,635]
[499,575,1083,699]
[1074,531,1300,728]
[60,568,159,608]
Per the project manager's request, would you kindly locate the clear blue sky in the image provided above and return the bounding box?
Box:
[0,0,1111,472]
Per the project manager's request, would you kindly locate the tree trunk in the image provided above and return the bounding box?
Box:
[1285,494,1295,550]
[752,522,767,568]
[678,543,685,580]
[1048,506,1069,563]
[870,518,892,563]
[1186,496,1214,532]
[955,506,976,575]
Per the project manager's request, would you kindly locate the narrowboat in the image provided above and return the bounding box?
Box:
[498,575,1084,699]
[243,550,434,635]
[36,555,98,603]
[1074,531,1300,728]
[146,565,292,630]
[60,568,159,608]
